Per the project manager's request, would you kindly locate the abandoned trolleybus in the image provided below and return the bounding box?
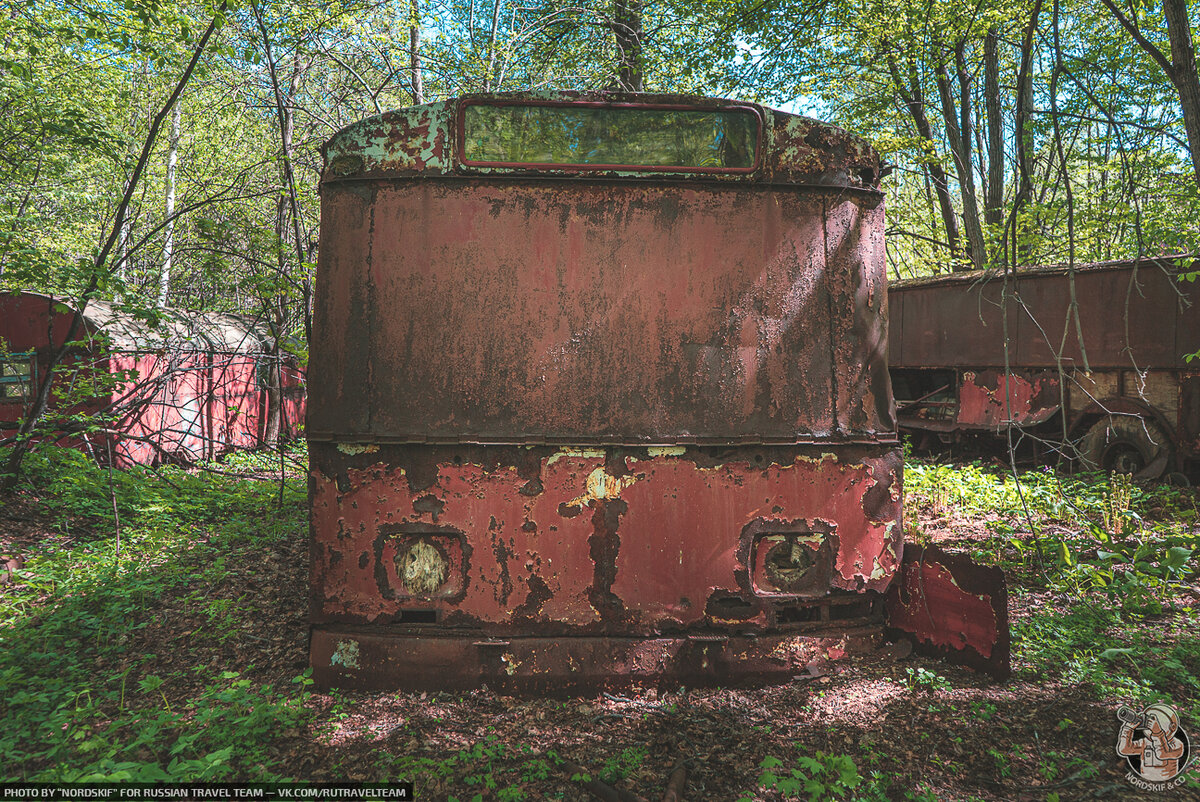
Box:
[307,92,904,690]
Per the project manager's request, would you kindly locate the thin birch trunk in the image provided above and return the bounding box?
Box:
[158,99,182,307]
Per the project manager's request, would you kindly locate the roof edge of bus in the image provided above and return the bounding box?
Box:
[889,253,1200,290]
[319,91,882,191]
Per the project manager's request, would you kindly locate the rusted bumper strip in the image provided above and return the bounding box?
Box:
[310,626,884,693]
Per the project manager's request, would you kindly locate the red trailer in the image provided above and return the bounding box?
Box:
[308,92,1006,691]
[0,292,305,467]
[889,257,1200,479]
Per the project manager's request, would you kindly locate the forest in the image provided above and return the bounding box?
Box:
[2,0,1200,799]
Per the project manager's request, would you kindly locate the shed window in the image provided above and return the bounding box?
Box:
[0,353,34,402]
[461,102,759,171]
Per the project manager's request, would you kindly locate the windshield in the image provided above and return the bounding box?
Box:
[461,102,759,171]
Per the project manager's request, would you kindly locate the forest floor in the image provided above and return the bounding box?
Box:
[1,446,1198,800]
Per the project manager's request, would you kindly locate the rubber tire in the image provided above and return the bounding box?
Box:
[1079,415,1171,480]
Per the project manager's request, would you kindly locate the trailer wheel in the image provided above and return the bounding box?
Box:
[1079,415,1171,480]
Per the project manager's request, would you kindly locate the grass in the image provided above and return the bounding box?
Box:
[908,454,1200,709]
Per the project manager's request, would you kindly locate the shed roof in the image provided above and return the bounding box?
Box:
[889,255,1197,291]
[83,299,274,352]
[3,293,277,353]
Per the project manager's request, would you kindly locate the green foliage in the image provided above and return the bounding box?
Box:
[1013,600,1200,704]
[906,458,1198,606]
[0,446,309,781]
[737,750,937,801]
[907,457,1199,712]
[391,737,565,802]
[744,751,862,801]
[597,746,647,785]
[904,666,952,693]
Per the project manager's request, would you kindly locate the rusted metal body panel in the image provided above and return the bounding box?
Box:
[897,368,1060,432]
[310,444,901,621]
[0,292,305,467]
[310,182,891,444]
[890,259,1192,370]
[311,93,902,690]
[885,544,1010,680]
[311,630,884,693]
[889,258,1200,465]
[322,91,883,190]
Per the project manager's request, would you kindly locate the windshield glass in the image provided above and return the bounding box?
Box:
[461,103,759,170]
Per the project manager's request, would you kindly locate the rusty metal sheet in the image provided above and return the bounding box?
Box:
[308,188,372,437]
[309,443,901,636]
[763,110,881,189]
[892,274,1013,369]
[309,628,884,693]
[889,259,1193,371]
[956,369,1060,430]
[311,95,899,692]
[885,543,1010,680]
[1014,263,1181,369]
[311,181,895,444]
[826,195,894,433]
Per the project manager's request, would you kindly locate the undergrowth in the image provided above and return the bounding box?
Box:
[907,455,1200,706]
[2,444,1198,795]
[0,446,310,781]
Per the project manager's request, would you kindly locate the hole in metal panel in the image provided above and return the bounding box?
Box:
[705,593,758,620]
[775,605,821,624]
[829,599,875,621]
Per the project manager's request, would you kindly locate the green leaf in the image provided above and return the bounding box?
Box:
[1099,648,1132,660]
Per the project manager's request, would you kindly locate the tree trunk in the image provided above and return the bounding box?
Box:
[889,54,960,260]
[484,0,504,91]
[158,98,182,307]
[984,25,1005,262]
[1163,0,1200,186]
[1011,0,1043,266]
[409,0,423,103]
[934,44,986,270]
[612,0,644,91]
[1100,0,1200,186]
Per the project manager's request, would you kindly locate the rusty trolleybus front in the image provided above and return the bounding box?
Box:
[308,92,900,691]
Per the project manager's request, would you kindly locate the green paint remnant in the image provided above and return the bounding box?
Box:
[337,443,379,455]
[546,447,606,466]
[647,446,687,457]
[331,640,361,670]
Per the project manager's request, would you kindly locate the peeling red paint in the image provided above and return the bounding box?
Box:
[310,446,901,632]
[0,292,304,466]
[885,544,1010,680]
[957,370,1060,429]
